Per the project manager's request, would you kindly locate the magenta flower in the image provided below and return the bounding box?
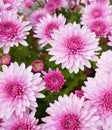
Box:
[0,11,32,53]
[48,23,100,73]
[2,112,39,130]
[42,94,100,130]
[43,68,65,92]
[31,59,44,73]
[89,18,111,37]
[82,72,112,128]
[0,53,11,65]
[74,90,84,98]
[34,14,66,47]
[0,62,45,119]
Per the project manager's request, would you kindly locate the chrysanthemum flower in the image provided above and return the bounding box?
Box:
[81,3,111,25]
[34,14,66,47]
[3,0,23,12]
[0,53,11,65]
[52,0,67,9]
[44,0,57,14]
[88,18,111,37]
[0,62,45,119]
[30,9,47,27]
[48,22,100,73]
[2,111,39,130]
[42,93,100,130]
[0,0,9,12]
[0,11,32,53]
[42,68,65,92]
[82,72,112,128]
[32,59,44,73]
[96,50,112,74]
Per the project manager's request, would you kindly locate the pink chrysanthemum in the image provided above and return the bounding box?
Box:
[0,53,11,65]
[23,0,35,8]
[82,72,112,128]
[34,14,66,47]
[30,9,47,27]
[0,62,45,119]
[42,93,100,130]
[32,59,44,73]
[2,112,39,130]
[3,0,23,11]
[96,50,112,74]
[0,11,32,53]
[48,23,100,73]
[52,0,67,9]
[44,0,57,14]
[81,0,110,5]
[0,0,9,12]
[42,68,65,92]
[81,3,111,25]
[88,18,111,37]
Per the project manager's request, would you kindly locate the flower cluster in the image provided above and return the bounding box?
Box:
[0,0,112,130]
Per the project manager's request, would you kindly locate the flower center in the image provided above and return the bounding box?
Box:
[102,92,112,111]
[92,8,103,18]
[45,23,59,38]
[6,83,23,98]
[67,36,84,55]
[61,114,80,130]
[13,123,31,130]
[0,21,18,39]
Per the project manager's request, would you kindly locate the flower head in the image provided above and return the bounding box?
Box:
[0,11,31,53]
[48,22,100,73]
[32,59,44,73]
[2,111,39,130]
[34,14,66,47]
[88,18,111,37]
[0,62,45,119]
[81,3,111,25]
[42,93,100,130]
[96,50,112,74]
[30,9,47,27]
[0,53,11,65]
[43,68,65,92]
[82,72,112,128]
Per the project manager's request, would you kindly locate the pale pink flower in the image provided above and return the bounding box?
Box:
[0,0,9,12]
[42,68,65,92]
[82,72,112,128]
[81,0,110,5]
[2,112,39,130]
[48,23,100,73]
[0,11,32,53]
[81,3,111,25]
[42,93,100,130]
[88,18,111,37]
[32,59,44,73]
[0,62,45,119]
[34,14,66,47]
[3,0,23,12]
[30,9,47,27]
[96,50,112,74]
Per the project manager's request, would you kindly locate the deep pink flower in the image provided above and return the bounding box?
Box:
[0,53,11,65]
[48,22,100,73]
[0,11,31,53]
[32,59,44,73]
[82,72,112,129]
[0,62,45,119]
[74,90,84,98]
[42,93,100,130]
[34,14,66,47]
[89,18,111,37]
[44,0,57,14]
[43,68,65,92]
